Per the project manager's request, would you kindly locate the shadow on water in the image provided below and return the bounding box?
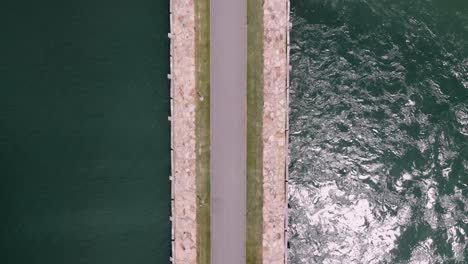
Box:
[0,0,171,263]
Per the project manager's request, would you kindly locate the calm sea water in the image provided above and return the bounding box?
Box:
[288,0,468,263]
[1,0,171,263]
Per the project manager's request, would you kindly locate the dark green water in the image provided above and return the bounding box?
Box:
[1,1,170,263]
[289,0,467,263]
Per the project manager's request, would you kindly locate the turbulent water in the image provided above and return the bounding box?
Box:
[288,0,468,263]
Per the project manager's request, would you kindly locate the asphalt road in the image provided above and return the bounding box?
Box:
[210,0,247,263]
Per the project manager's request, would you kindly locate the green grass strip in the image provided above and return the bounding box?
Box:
[246,0,264,263]
[195,0,210,263]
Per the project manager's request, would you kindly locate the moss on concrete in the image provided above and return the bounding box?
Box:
[195,0,210,263]
[246,0,264,263]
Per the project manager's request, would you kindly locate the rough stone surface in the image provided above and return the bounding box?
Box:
[262,0,289,263]
[170,0,197,263]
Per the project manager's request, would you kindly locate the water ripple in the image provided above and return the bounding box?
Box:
[288,0,468,263]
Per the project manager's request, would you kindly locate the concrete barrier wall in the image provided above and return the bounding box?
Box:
[284,0,291,263]
[169,1,175,262]
[169,2,175,262]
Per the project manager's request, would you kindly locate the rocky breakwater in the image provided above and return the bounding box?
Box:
[169,0,197,263]
[262,0,290,263]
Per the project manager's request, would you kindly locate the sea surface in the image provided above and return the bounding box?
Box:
[288,0,468,263]
[1,0,171,263]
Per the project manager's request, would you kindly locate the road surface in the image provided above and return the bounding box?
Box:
[210,0,247,263]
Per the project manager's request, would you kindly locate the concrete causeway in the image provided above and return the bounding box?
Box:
[170,0,289,263]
